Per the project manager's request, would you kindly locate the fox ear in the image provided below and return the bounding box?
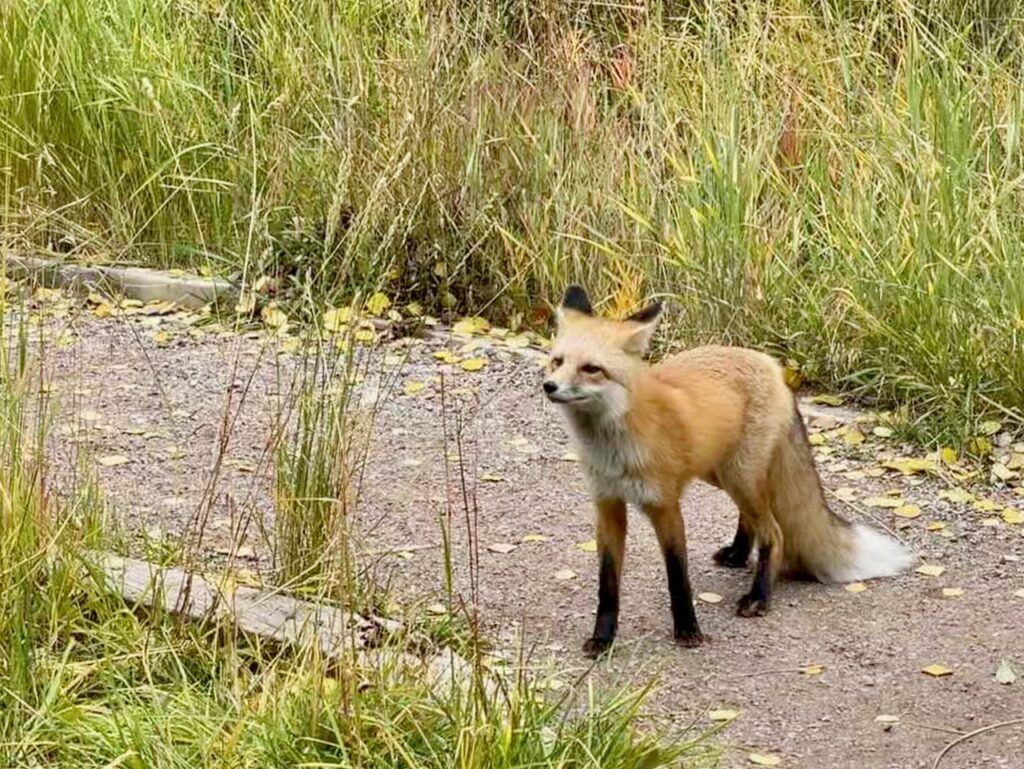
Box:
[621,301,662,355]
[561,285,594,316]
[626,301,662,324]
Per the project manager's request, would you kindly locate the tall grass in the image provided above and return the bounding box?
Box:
[4,0,1024,438]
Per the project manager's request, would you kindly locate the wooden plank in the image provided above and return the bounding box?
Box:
[89,552,364,655]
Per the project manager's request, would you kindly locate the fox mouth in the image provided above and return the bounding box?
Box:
[545,391,591,405]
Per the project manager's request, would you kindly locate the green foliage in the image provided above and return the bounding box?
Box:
[4,0,1024,438]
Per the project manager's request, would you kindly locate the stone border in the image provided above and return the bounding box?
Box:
[4,255,236,310]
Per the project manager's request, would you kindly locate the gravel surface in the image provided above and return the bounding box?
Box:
[10,298,1024,769]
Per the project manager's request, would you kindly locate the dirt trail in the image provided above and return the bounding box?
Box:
[16,305,1024,769]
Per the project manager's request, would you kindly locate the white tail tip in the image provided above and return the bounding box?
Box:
[827,524,913,583]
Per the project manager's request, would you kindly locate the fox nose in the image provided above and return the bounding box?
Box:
[542,380,558,395]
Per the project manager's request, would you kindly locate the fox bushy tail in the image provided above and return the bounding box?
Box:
[769,403,912,582]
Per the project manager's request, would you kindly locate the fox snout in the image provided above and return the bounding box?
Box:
[542,379,562,401]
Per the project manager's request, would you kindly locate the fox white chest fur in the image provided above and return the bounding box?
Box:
[568,412,660,509]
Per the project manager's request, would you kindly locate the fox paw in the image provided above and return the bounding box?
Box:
[736,593,769,617]
[674,631,705,648]
[713,544,750,568]
[582,637,614,659]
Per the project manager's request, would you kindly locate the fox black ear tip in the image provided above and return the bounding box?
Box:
[561,285,594,315]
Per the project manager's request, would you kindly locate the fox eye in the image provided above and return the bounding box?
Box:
[581,363,603,375]
[551,356,564,368]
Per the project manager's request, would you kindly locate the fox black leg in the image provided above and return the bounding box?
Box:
[647,502,703,647]
[713,519,752,568]
[737,544,774,617]
[584,498,626,658]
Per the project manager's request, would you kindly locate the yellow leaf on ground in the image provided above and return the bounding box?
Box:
[452,316,490,336]
[365,292,392,316]
[801,665,825,676]
[873,426,895,438]
[522,534,547,543]
[922,664,953,678]
[940,446,959,464]
[835,487,858,502]
[845,582,867,593]
[354,326,377,344]
[487,543,518,554]
[993,463,1017,482]
[875,714,900,724]
[404,381,427,396]
[808,433,826,446]
[459,357,488,372]
[942,588,964,598]
[405,302,422,317]
[576,540,597,553]
[561,451,579,462]
[1014,589,1024,599]
[323,306,351,332]
[843,430,866,446]
[882,457,935,475]
[433,350,461,364]
[981,517,1001,527]
[973,498,1003,512]
[916,564,946,577]
[153,331,170,346]
[894,505,922,519]
[967,436,993,456]
[926,522,946,531]
[979,419,1003,436]
[864,467,886,477]
[261,303,288,329]
[864,496,903,508]
[698,592,724,604]
[425,603,448,616]
[554,569,577,581]
[1003,509,1024,524]
[708,709,741,722]
[480,473,503,482]
[505,334,531,348]
[748,753,782,766]
[98,455,129,467]
[939,488,974,504]
[810,393,845,406]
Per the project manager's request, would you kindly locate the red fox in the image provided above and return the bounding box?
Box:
[543,286,912,657]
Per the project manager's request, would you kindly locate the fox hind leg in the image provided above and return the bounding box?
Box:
[713,518,752,568]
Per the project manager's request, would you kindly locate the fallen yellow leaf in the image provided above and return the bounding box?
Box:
[433,350,462,364]
[522,534,547,543]
[98,455,129,467]
[916,564,946,577]
[939,487,974,504]
[926,522,946,531]
[973,498,1003,512]
[748,753,782,767]
[1014,589,1024,599]
[843,429,866,446]
[323,306,351,332]
[354,327,377,344]
[875,714,900,724]
[365,292,392,316]
[576,540,597,553]
[561,451,579,462]
[921,664,953,678]
[553,569,577,581]
[404,381,427,396]
[261,303,288,330]
[810,393,845,406]
[708,709,741,722]
[459,357,488,372]
[1002,509,1024,525]
[801,664,825,676]
[882,457,935,475]
[940,446,959,464]
[979,419,1003,436]
[487,543,518,554]
[452,316,490,336]
[845,582,867,594]
[941,588,964,598]
[698,592,724,604]
[894,504,922,519]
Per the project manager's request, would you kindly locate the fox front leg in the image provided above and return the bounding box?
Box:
[646,501,704,647]
[583,498,627,658]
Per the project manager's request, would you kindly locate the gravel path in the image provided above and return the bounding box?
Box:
[12,298,1024,769]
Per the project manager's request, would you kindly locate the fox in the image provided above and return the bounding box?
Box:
[543,285,912,657]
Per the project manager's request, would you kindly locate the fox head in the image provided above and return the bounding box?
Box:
[542,285,662,413]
